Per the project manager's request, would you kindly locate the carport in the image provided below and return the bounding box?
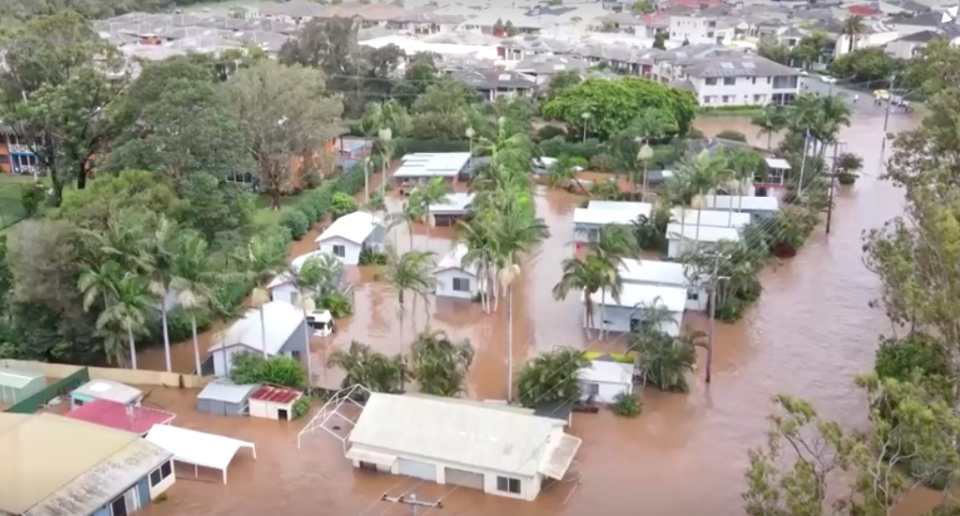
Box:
[145,424,256,484]
[196,381,258,417]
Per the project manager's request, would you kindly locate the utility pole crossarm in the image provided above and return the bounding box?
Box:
[380,493,443,516]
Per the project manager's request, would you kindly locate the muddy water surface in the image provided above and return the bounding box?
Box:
[138,104,937,516]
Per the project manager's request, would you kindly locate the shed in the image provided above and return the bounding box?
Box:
[702,194,780,220]
[669,207,751,228]
[65,399,176,436]
[145,424,257,484]
[577,354,635,404]
[584,283,686,337]
[573,204,652,243]
[248,385,303,421]
[70,380,143,410]
[763,157,791,186]
[314,211,385,266]
[347,393,582,501]
[393,152,472,185]
[434,244,481,300]
[665,223,741,259]
[196,381,259,417]
[0,367,45,406]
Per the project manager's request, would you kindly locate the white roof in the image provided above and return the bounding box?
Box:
[207,301,304,355]
[585,283,687,313]
[72,380,142,404]
[429,192,474,215]
[435,244,477,276]
[315,211,382,245]
[665,223,741,244]
[394,152,471,179]
[145,425,255,483]
[765,158,791,170]
[573,206,649,226]
[349,393,578,478]
[704,195,780,213]
[578,359,633,385]
[586,200,653,212]
[266,250,342,289]
[670,207,751,228]
[618,259,689,287]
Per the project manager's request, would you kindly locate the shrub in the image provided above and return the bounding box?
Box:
[715,130,747,142]
[295,200,319,224]
[611,392,642,418]
[279,209,310,240]
[588,153,617,173]
[316,291,353,318]
[149,307,212,343]
[230,353,306,387]
[536,125,567,141]
[358,248,388,265]
[539,136,604,160]
[837,172,858,185]
[20,183,45,217]
[292,396,311,419]
[304,170,323,189]
[330,192,359,219]
[874,333,950,381]
[686,128,705,139]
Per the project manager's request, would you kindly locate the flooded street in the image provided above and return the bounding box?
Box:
[137,104,934,516]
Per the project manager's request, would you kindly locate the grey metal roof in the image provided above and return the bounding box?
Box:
[454,69,537,90]
[197,381,260,404]
[0,367,43,390]
[684,54,798,78]
[514,55,589,75]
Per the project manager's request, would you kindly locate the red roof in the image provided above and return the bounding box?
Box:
[65,399,176,435]
[250,385,301,405]
[847,4,881,15]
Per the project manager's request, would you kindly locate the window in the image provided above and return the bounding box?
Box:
[496,476,522,494]
[291,350,301,361]
[751,77,756,85]
[703,95,715,104]
[723,77,735,86]
[753,94,765,103]
[705,77,717,85]
[707,31,714,37]
[332,245,346,258]
[722,95,734,104]
[583,382,600,396]
[687,289,699,301]
[766,77,771,84]
[290,292,299,306]
[452,277,471,292]
[74,399,84,407]
[150,461,173,487]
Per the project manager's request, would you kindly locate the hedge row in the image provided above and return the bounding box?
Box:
[279,161,368,240]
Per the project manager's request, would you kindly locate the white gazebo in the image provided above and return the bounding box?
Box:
[145,425,257,484]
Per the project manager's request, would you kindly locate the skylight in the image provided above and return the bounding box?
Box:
[720,62,734,69]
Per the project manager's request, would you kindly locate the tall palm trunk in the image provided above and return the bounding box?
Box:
[582,293,592,339]
[301,306,314,389]
[599,289,607,340]
[128,328,138,370]
[259,306,268,358]
[398,292,405,391]
[161,298,172,372]
[679,206,687,258]
[506,284,514,402]
[191,314,201,376]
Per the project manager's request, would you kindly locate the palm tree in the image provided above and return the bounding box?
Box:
[328,340,404,393]
[455,214,498,314]
[79,261,150,367]
[142,216,182,372]
[543,155,585,189]
[409,329,475,397]
[751,106,787,149]
[171,231,218,375]
[287,256,336,387]
[515,347,589,408]
[380,248,435,390]
[99,273,154,369]
[552,255,607,338]
[725,149,765,225]
[489,204,549,401]
[841,15,865,53]
[239,234,287,358]
[676,151,728,244]
[635,330,702,393]
[581,226,637,339]
[415,177,452,246]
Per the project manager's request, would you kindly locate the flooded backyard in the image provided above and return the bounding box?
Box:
[135,103,937,516]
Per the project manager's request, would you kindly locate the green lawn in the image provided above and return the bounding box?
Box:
[0,175,32,231]
[252,193,301,229]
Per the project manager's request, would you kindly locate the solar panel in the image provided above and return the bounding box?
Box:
[720,62,734,69]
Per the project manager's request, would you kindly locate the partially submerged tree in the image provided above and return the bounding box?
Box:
[409,329,474,397]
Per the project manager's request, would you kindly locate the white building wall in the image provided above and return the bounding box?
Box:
[435,269,479,300]
[212,346,247,377]
[693,75,799,107]
[667,238,730,259]
[581,380,632,404]
[317,236,362,266]
[668,15,734,45]
[348,444,544,501]
[269,283,299,305]
[588,305,682,337]
[148,461,177,499]
[250,399,295,420]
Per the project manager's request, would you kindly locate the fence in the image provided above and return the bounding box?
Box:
[6,366,90,414]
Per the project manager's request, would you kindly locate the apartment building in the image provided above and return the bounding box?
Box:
[678,53,800,107]
[0,129,39,175]
[668,14,735,45]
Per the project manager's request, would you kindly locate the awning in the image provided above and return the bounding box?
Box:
[346,447,397,468]
[538,434,582,481]
[146,425,256,484]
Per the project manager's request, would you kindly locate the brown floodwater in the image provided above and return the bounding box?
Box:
[137,104,943,516]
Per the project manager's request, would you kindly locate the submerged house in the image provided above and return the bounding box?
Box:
[583,283,686,337]
[428,192,474,227]
[578,353,635,404]
[618,259,706,311]
[573,201,653,243]
[345,393,582,501]
[702,194,780,221]
[266,250,345,306]
[434,244,481,300]
[0,412,175,516]
[207,301,309,377]
[393,152,472,188]
[314,211,385,266]
[665,223,741,259]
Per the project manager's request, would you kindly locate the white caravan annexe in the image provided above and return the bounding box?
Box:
[346,393,582,501]
[702,195,780,221]
[573,202,653,243]
[434,244,481,300]
[314,211,385,266]
[665,223,741,259]
[583,283,686,337]
[145,424,256,484]
[618,259,707,311]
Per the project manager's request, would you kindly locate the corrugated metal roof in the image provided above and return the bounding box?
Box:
[0,367,43,390]
[72,380,142,405]
[197,381,260,404]
[349,393,569,476]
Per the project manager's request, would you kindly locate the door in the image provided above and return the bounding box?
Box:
[444,467,484,490]
[278,408,289,420]
[397,458,437,481]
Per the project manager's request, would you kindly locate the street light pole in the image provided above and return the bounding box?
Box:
[881,73,895,153]
[704,251,729,384]
[581,112,591,143]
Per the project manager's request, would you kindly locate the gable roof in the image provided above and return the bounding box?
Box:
[316,211,382,245]
[207,301,304,356]
[435,244,477,276]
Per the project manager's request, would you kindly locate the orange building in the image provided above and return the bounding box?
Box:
[0,128,39,175]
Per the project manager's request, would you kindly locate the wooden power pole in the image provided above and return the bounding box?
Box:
[380,493,442,516]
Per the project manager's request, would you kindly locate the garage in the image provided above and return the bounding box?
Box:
[445,467,484,490]
[397,458,437,481]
